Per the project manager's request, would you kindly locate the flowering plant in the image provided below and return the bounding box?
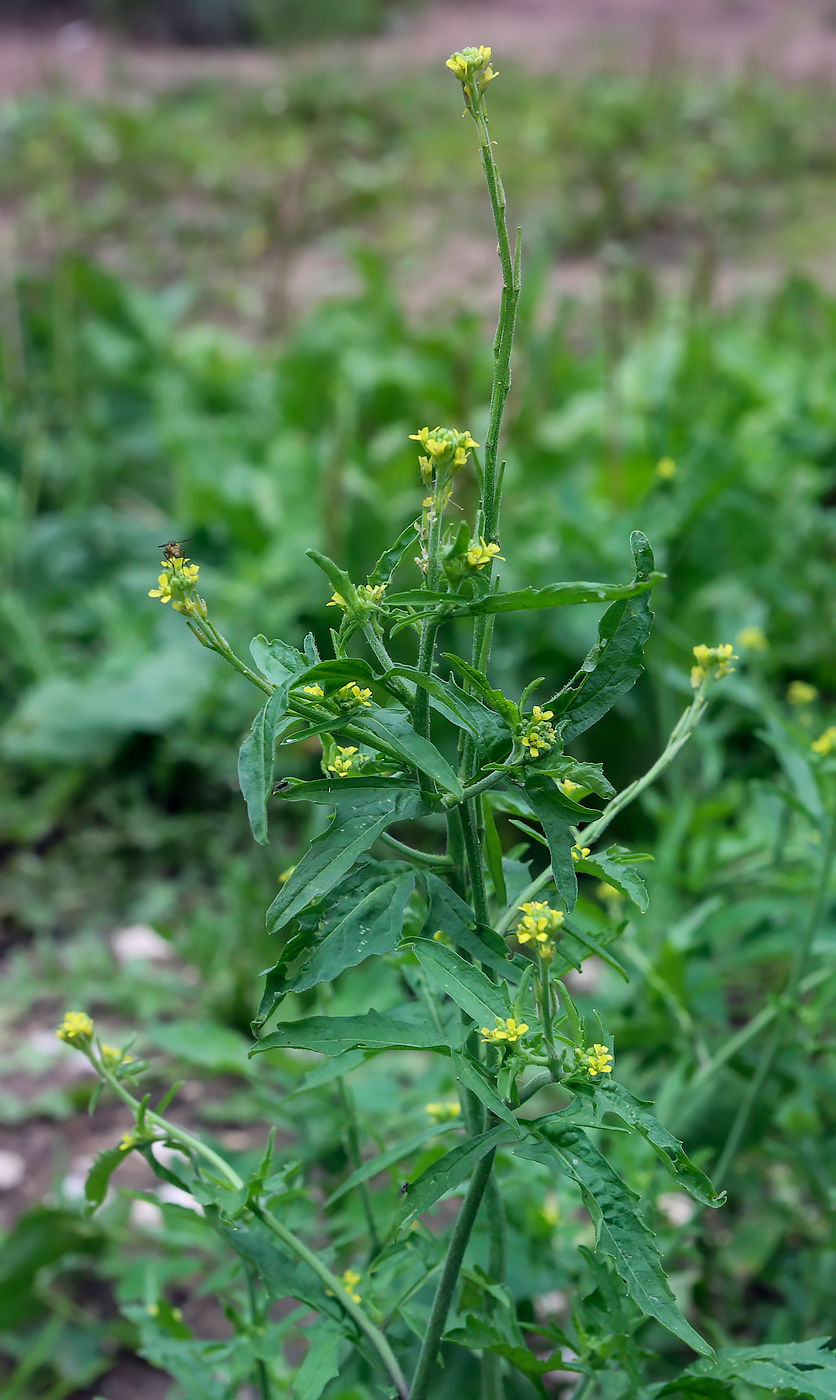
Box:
[55,47,797,1400]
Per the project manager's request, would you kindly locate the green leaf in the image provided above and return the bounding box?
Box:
[252,1008,457,1058]
[237,685,291,845]
[368,519,421,587]
[84,1145,128,1216]
[443,653,520,724]
[325,1121,462,1207]
[672,1339,836,1400]
[383,666,513,763]
[551,532,656,742]
[220,1218,341,1319]
[412,939,511,1026]
[530,756,615,800]
[266,780,427,932]
[522,778,579,912]
[446,574,661,617]
[396,1126,516,1229]
[250,636,307,685]
[287,862,416,993]
[574,846,650,913]
[421,873,518,982]
[516,1122,713,1357]
[452,1052,523,1133]
[349,704,463,798]
[293,1318,345,1400]
[483,802,507,905]
[583,1080,725,1207]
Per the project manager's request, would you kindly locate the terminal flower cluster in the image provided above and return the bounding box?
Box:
[788,680,818,706]
[575,1043,614,1077]
[328,583,387,615]
[148,555,201,615]
[518,705,556,760]
[515,901,564,961]
[481,1016,529,1045]
[409,426,478,487]
[445,45,499,94]
[326,746,367,777]
[691,643,737,689]
[56,1010,94,1046]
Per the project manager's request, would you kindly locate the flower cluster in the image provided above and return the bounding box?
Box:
[445,45,499,95]
[466,536,503,570]
[56,1011,94,1046]
[690,643,737,689]
[328,583,387,615]
[812,726,836,756]
[789,680,818,707]
[337,682,373,710]
[737,625,768,652]
[518,705,556,760]
[409,426,478,487]
[342,1269,362,1304]
[101,1044,133,1070]
[571,845,591,862]
[425,1100,461,1123]
[515,901,564,961]
[302,683,325,698]
[481,1016,529,1045]
[574,1043,614,1077]
[326,745,366,777]
[148,555,202,615]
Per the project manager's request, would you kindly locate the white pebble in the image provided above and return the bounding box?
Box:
[111,924,173,964]
[0,1150,25,1190]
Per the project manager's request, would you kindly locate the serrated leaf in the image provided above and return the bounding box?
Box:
[266,780,426,932]
[84,1144,129,1215]
[522,778,579,912]
[252,1008,456,1058]
[349,704,463,797]
[396,1125,516,1229]
[287,862,416,993]
[531,756,615,800]
[250,636,308,685]
[515,1122,713,1358]
[368,520,421,587]
[293,1317,345,1400]
[220,1218,342,1320]
[548,533,656,743]
[674,1339,836,1400]
[325,1121,462,1207]
[412,939,511,1026]
[580,1080,725,1207]
[579,845,650,912]
[237,684,291,844]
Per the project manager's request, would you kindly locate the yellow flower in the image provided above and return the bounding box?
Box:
[302,683,325,698]
[557,778,581,797]
[409,427,478,482]
[575,1043,614,1077]
[337,683,373,709]
[466,537,504,569]
[445,46,498,92]
[120,1131,139,1152]
[518,706,556,760]
[522,731,549,757]
[148,571,173,604]
[149,557,200,609]
[737,626,768,652]
[571,845,591,862]
[56,1011,94,1046]
[328,591,346,610]
[425,1100,461,1123]
[327,745,364,777]
[788,680,818,706]
[356,583,387,607]
[812,727,836,756]
[691,643,737,688]
[656,456,676,480]
[531,706,554,722]
[481,1016,529,1045]
[515,901,564,947]
[342,1268,362,1303]
[101,1044,133,1069]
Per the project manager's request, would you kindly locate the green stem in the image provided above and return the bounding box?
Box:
[713,796,836,1186]
[443,770,506,809]
[408,1150,497,1400]
[255,1206,409,1399]
[413,619,439,740]
[378,832,453,868]
[467,99,521,537]
[246,1268,272,1400]
[361,622,411,702]
[460,798,490,925]
[517,1070,555,1105]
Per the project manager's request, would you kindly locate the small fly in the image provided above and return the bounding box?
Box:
[158,539,192,561]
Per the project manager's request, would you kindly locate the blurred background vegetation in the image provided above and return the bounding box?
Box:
[2,3,836,1397]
